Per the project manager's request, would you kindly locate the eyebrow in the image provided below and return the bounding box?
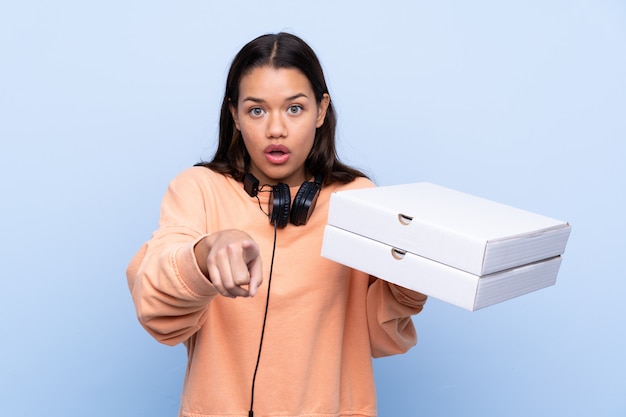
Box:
[242,93,309,103]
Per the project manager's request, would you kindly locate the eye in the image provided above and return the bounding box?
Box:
[249,107,265,117]
[287,105,303,115]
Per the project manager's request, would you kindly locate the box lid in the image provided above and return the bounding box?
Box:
[327,182,571,275]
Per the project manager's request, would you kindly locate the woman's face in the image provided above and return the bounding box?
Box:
[231,66,329,187]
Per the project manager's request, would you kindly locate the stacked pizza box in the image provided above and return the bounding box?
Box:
[322,183,571,311]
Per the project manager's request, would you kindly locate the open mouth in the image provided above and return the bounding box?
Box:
[264,145,290,164]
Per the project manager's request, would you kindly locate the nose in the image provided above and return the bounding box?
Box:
[266,112,287,138]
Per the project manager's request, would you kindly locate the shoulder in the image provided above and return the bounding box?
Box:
[172,165,225,182]
[170,166,234,188]
[326,176,376,193]
[165,166,241,199]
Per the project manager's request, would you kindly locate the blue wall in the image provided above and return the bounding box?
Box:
[1,1,624,416]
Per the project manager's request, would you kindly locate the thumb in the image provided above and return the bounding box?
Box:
[241,239,260,265]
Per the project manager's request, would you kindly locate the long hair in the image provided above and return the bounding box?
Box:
[197,32,368,185]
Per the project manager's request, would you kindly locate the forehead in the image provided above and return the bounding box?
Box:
[238,66,314,100]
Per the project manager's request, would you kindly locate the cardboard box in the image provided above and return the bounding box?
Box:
[321,182,571,311]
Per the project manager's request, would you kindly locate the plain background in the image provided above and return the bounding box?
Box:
[1,1,625,416]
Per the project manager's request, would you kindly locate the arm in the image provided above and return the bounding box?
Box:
[366,277,427,358]
[126,169,261,345]
[126,234,216,346]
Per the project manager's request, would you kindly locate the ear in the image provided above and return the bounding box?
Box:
[229,100,241,130]
[315,93,330,128]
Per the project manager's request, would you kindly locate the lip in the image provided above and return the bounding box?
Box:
[264,144,291,164]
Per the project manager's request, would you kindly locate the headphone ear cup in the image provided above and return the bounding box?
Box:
[269,183,291,228]
[290,181,321,226]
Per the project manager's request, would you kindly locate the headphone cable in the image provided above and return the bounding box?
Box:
[248,218,278,417]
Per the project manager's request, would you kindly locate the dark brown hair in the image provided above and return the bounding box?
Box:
[197,32,368,185]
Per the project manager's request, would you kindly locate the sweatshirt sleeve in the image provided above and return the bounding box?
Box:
[366,278,428,358]
[126,169,219,346]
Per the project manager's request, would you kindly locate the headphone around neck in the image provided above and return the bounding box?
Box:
[243,172,323,228]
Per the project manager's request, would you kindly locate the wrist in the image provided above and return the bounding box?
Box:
[193,235,212,280]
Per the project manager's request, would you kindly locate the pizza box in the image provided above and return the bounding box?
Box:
[322,225,562,311]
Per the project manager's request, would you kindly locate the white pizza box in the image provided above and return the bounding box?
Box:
[322,225,562,311]
[325,182,570,276]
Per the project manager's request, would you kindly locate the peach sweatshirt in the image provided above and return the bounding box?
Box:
[127,167,427,417]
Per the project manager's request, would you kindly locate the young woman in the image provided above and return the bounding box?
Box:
[127,32,427,417]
